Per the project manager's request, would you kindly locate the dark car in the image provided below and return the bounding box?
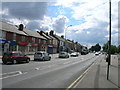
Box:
[2,51,30,64]
[34,51,51,61]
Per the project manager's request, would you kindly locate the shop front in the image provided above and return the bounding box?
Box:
[1,40,16,54]
[47,45,53,54]
[17,42,38,54]
[53,45,57,54]
[17,42,29,53]
[41,44,47,52]
[29,43,38,52]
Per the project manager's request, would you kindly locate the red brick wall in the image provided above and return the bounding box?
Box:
[6,32,13,40]
[16,34,28,43]
[16,34,21,42]
[28,37,32,43]
[35,38,38,43]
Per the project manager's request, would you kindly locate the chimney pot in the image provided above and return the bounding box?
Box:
[18,24,24,31]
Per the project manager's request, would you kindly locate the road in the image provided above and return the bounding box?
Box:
[1,53,104,88]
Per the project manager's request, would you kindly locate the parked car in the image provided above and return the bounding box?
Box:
[2,51,30,64]
[59,52,69,58]
[70,52,79,57]
[34,51,51,61]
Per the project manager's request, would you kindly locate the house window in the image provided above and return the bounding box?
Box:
[21,36,25,42]
[43,40,46,45]
[32,37,35,43]
[13,33,16,41]
[38,39,41,43]
[2,31,6,39]
[49,40,52,44]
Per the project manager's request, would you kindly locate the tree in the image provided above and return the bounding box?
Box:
[89,43,101,52]
[103,41,118,54]
[117,45,120,53]
[102,41,109,53]
[94,43,101,52]
[111,45,118,54]
[89,46,95,52]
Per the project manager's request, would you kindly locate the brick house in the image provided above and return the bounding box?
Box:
[49,30,66,53]
[0,22,47,55]
[38,31,58,54]
[21,25,47,54]
[0,22,27,54]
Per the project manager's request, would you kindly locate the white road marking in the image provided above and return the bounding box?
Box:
[0,71,27,79]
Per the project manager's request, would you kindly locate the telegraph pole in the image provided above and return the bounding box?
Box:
[107,0,111,80]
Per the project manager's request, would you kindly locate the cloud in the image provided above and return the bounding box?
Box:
[26,21,40,30]
[26,16,52,31]
[52,15,69,33]
[55,0,119,46]
[1,1,119,47]
[2,2,48,20]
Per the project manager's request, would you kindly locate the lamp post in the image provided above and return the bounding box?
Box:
[107,0,111,80]
[65,25,72,52]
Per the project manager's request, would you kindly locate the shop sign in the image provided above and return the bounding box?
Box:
[0,40,16,46]
[30,43,38,46]
[18,42,28,46]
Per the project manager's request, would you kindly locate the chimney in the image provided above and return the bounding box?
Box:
[50,30,54,36]
[18,24,24,31]
[61,35,64,38]
[46,32,48,35]
[40,31,43,35]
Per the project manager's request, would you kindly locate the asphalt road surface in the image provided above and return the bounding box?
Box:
[1,53,104,88]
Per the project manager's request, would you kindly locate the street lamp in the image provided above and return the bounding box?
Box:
[65,25,72,51]
[107,0,111,80]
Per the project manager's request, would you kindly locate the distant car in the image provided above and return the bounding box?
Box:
[95,52,99,55]
[2,51,30,64]
[70,52,79,57]
[34,51,51,61]
[59,52,69,58]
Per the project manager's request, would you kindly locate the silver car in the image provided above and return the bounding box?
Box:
[34,51,51,61]
[59,52,69,58]
[70,52,79,57]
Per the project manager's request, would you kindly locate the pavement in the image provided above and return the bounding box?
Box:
[73,55,119,88]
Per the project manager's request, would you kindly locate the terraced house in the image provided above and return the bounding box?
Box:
[0,21,82,55]
[38,31,58,54]
[0,22,47,54]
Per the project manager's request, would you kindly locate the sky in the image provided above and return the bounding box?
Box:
[1,0,119,48]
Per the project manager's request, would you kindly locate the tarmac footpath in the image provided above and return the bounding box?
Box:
[67,55,119,89]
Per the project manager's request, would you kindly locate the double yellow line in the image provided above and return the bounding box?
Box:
[66,62,95,90]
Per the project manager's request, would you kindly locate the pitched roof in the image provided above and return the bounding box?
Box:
[23,29,46,40]
[41,32,51,39]
[48,34,56,40]
[53,34,65,42]
[42,32,57,40]
[0,21,27,36]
